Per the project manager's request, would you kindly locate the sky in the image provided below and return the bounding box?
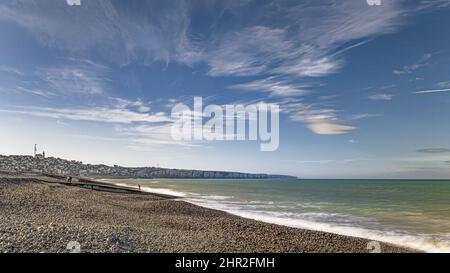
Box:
[0,0,450,179]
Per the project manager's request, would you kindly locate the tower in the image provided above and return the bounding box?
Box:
[34,144,37,157]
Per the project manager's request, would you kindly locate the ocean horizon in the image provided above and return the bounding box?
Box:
[108,178,450,253]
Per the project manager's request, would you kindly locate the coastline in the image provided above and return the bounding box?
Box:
[107,178,450,253]
[0,174,417,253]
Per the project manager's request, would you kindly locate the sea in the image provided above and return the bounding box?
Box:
[106,178,450,253]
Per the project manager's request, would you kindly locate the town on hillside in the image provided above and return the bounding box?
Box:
[0,147,295,180]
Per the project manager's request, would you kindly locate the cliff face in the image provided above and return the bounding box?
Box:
[0,155,296,179]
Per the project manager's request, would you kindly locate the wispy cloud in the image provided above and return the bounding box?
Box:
[279,99,357,135]
[0,65,23,75]
[201,1,406,78]
[0,106,169,124]
[345,113,381,121]
[436,81,450,88]
[0,59,113,98]
[116,123,202,151]
[368,94,394,101]
[0,0,442,140]
[293,160,336,164]
[112,98,151,113]
[392,53,432,75]
[292,158,367,164]
[0,0,192,66]
[1,0,443,87]
[416,148,450,154]
[37,60,110,95]
[306,122,357,135]
[0,103,201,150]
[202,26,296,77]
[0,0,408,78]
[0,85,56,99]
[230,77,310,97]
[274,57,341,78]
[198,1,412,135]
[69,134,121,143]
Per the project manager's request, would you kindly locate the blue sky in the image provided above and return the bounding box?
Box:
[0,0,450,178]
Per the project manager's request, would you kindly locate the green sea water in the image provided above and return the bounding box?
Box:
[108,178,450,252]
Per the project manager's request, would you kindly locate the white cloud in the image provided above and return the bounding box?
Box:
[0,65,23,75]
[306,122,357,135]
[293,160,335,164]
[0,85,56,99]
[0,60,109,97]
[199,0,405,78]
[392,53,432,75]
[198,0,410,135]
[202,26,296,77]
[436,81,450,88]
[0,0,192,65]
[0,59,111,98]
[116,124,201,150]
[0,0,437,139]
[230,77,310,97]
[0,104,198,150]
[112,98,151,113]
[292,158,366,164]
[0,106,169,124]
[368,94,394,101]
[37,62,109,95]
[0,0,408,78]
[273,57,341,78]
[346,113,380,121]
[69,134,120,143]
[278,98,357,135]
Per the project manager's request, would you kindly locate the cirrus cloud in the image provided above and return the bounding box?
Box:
[416,148,450,154]
[368,93,394,101]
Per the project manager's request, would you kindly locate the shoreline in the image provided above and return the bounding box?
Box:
[0,174,417,253]
[105,178,448,253]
